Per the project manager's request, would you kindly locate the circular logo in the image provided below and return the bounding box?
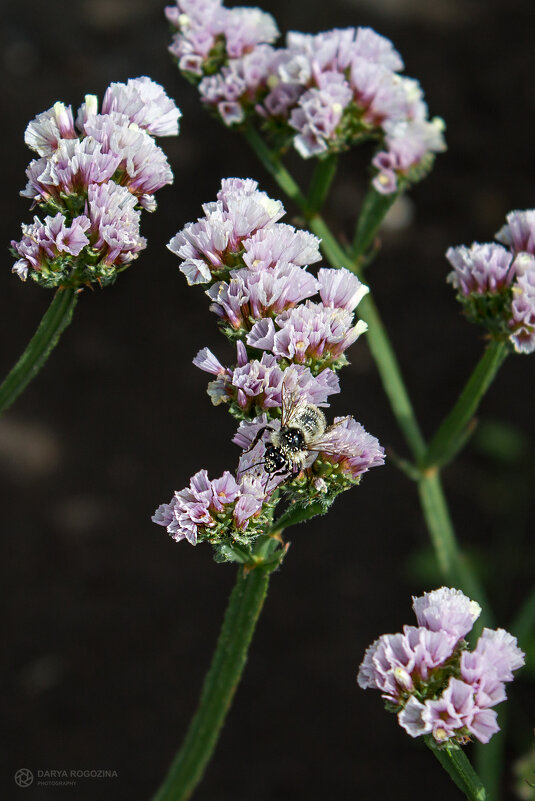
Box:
[15,768,34,788]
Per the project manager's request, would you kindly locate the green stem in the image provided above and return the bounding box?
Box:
[417,472,491,628]
[474,712,505,801]
[0,287,78,414]
[351,184,399,263]
[425,736,488,801]
[307,154,338,214]
[358,292,427,462]
[243,127,307,209]
[302,212,428,462]
[307,213,354,267]
[151,538,280,801]
[423,341,509,469]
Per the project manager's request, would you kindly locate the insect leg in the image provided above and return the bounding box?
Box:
[242,424,276,454]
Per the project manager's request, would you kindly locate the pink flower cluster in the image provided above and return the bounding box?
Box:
[166,0,445,193]
[446,209,535,353]
[358,588,525,745]
[152,468,270,546]
[11,77,181,289]
[166,0,278,74]
[168,178,286,285]
[155,178,384,554]
[168,178,369,407]
[193,344,340,414]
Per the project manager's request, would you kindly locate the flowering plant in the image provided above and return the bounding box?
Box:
[12,77,180,289]
[359,587,525,745]
[148,3,534,800]
[2,4,534,801]
[153,177,384,562]
[447,211,535,353]
[166,0,445,193]
[0,77,180,415]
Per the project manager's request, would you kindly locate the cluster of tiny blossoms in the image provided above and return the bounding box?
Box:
[152,178,384,559]
[358,588,525,745]
[165,0,445,194]
[11,77,181,289]
[447,209,535,353]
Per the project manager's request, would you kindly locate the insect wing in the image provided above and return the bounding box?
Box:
[280,380,309,427]
[307,417,359,456]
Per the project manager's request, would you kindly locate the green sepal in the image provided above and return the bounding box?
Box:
[213,542,254,564]
[270,494,334,533]
[458,288,513,338]
[404,151,438,187]
[176,36,228,82]
[213,537,287,570]
[250,542,288,573]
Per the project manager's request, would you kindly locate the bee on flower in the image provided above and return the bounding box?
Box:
[154,179,385,561]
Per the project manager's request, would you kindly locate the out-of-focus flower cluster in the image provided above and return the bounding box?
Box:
[447,209,535,353]
[358,587,525,745]
[165,0,445,194]
[11,77,181,289]
[153,178,384,559]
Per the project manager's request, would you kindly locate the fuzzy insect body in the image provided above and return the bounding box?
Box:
[260,386,333,479]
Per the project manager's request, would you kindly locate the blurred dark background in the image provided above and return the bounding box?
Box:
[1,1,534,799]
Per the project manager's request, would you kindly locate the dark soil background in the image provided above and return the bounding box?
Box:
[1,1,534,799]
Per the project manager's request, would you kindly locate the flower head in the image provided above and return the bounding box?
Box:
[246,301,368,371]
[412,587,481,642]
[168,178,285,285]
[495,210,535,255]
[157,178,384,559]
[167,4,445,192]
[311,416,385,481]
[152,462,278,551]
[12,78,180,289]
[101,76,181,137]
[447,209,535,353]
[358,588,525,746]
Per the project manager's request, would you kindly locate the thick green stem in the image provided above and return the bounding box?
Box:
[307,154,338,214]
[351,184,399,263]
[151,538,279,801]
[423,341,509,469]
[0,287,78,414]
[425,736,488,801]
